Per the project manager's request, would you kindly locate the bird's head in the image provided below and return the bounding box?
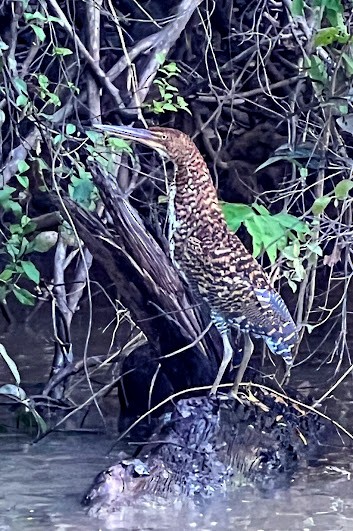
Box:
[93,124,194,165]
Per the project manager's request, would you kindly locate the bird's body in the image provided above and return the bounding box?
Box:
[95,124,298,395]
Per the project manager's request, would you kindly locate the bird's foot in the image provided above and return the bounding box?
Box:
[208,384,230,400]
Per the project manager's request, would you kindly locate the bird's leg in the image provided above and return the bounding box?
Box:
[210,330,233,395]
[230,331,254,398]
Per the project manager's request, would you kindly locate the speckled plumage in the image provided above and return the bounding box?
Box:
[95,124,298,395]
[154,127,298,359]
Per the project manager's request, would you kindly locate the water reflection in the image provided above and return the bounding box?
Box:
[0,433,352,530]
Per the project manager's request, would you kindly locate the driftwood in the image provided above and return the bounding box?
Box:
[51,168,223,393]
[83,390,327,517]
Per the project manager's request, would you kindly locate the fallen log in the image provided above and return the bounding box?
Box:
[83,388,327,518]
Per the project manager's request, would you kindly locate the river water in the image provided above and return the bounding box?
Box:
[0,307,352,530]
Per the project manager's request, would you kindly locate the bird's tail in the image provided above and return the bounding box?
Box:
[264,322,298,364]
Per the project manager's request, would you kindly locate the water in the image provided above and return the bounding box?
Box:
[0,434,352,530]
[1,308,353,530]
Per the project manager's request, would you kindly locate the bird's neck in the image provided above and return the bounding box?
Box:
[171,153,226,226]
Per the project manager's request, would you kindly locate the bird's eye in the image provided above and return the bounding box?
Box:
[161,134,167,140]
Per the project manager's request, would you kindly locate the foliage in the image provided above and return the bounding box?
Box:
[222,203,318,290]
[291,0,352,93]
[0,0,352,432]
[0,343,46,434]
[222,203,310,262]
[0,188,56,306]
[145,57,191,115]
[311,179,353,214]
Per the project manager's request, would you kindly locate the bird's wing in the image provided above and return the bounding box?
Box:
[252,287,293,323]
[195,232,294,324]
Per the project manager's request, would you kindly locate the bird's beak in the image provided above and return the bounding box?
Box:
[92,124,167,156]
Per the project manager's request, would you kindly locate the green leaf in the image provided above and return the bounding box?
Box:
[86,130,102,143]
[53,47,73,56]
[274,213,310,234]
[21,215,32,227]
[318,0,343,14]
[19,235,29,257]
[244,217,263,258]
[255,155,302,173]
[17,160,30,174]
[77,166,92,180]
[66,123,76,135]
[165,85,178,93]
[176,96,190,113]
[161,62,179,74]
[161,102,178,112]
[48,93,61,106]
[20,261,40,284]
[221,203,253,232]
[53,134,64,145]
[3,200,22,216]
[309,56,328,85]
[0,186,16,203]
[291,0,304,16]
[30,408,48,434]
[29,231,58,253]
[67,81,80,93]
[16,174,29,188]
[282,244,300,260]
[311,196,331,215]
[314,27,348,47]
[16,94,28,107]
[0,384,26,399]
[292,258,306,281]
[24,11,47,22]
[12,286,36,306]
[334,179,353,200]
[35,157,49,171]
[157,86,166,98]
[38,74,49,90]
[307,242,323,256]
[22,222,37,236]
[9,223,21,235]
[13,77,28,94]
[47,15,63,25]
[0,343,21,384]
[325,8,347,34]
[6,240,19,260]
[0,38,9,51]
[30,24,46,42]
[252,203,270,216]
[338,104,348,115]
[155,52,166,64]
[0,268,14,281]
[342,53,353,76]
[68,178,95,208]
[108,137,132,153]
[151,101,164,113]
[254,216,286,263]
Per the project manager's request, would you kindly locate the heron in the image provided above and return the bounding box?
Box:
[94,124,298,397]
